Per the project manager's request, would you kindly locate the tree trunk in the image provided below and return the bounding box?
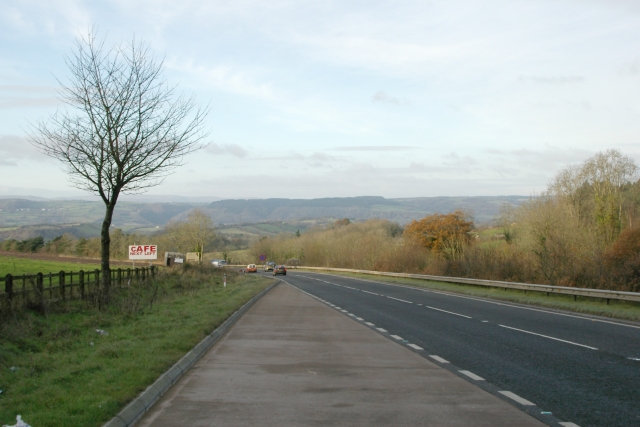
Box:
[100,199,117,301]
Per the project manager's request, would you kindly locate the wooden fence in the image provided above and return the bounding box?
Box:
[1,266,157,309]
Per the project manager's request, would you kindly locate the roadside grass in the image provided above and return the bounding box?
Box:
[0,255,101,276]
[303,270,640,322]
[0,266,274,427]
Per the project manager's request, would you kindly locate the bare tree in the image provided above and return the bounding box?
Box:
[30,31,209,299]
[164,209,215,259]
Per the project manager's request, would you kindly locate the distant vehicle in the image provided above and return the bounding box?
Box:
[246,264,258,273]
[211,260,227,267]
[273,265,286,276]
[264,261,276,271]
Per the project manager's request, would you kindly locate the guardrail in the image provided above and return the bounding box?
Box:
[295,266,640,304]
[1,267,157,310]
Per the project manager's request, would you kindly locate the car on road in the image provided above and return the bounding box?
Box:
[246,264,257,273]
[273,265,286,276]
[264,261,276,272]
[211,259,227,267]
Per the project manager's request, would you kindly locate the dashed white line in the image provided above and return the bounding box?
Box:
[424,305,472,319]
[499,391,535,406]
[361,290,379,295]
[356,317,364,321]
[376,328,388,332]
[498,325,598,350]
[390,335,403,340]
[365,322,375,326]
[341,310,348,313]
[386,296,413,304]
[347,313,355,317]
[408,344,423,350]
[459,370,485,381]
[428,355,449,363]
[628,357,640,361]
[559,422,581,427]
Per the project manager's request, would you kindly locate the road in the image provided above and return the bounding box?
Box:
[282,271,640,427]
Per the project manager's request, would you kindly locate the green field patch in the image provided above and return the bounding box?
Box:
[0,255,101,276]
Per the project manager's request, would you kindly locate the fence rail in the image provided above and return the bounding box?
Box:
[296,266,640,304]
[1,266,157,309]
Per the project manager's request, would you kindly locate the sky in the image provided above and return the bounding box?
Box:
[1,0,640,200]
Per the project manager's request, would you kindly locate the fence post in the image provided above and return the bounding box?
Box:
[5,274,13,303]
[79,270,85,300]
[95,269,100,291]
[118,268,122,287]
[135,268,140,281]
[59,271,66,302]
[36,273,44,307]
[142,267,146,281]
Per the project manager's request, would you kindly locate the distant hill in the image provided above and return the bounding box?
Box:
[0,195,529,240]
[201,196,528,225]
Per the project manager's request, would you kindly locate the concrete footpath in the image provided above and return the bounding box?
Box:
[136,283,545,426]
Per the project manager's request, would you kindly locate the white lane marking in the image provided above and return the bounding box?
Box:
[459,370,485,381]
[390,335,403,340]
[559,423,581,427]
[386,296,413,304]
[356,317,364,321]
[365,322,375,326]
[498,325,598,350]
[344,286,356,289]
[335,307,341,309]
[424,305,472,319]
[307,272,640,330]
[481,320,489,323]
[376,328,388,332]
[628,357,640,361]
[417,303,422,306]
[361,290,379,295]
[408,343,423,350]
[499,391,535,406]
[341,310,348,313]
[429,355,449,363]
[348,313,355,317]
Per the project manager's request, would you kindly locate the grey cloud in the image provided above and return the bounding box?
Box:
[332,145,418,152]
[371,91,410,106]
[206,142,248,158]
[0,85,61,109]
[0,135,47,161]
[485,147,592,171]
[0,97,60,109]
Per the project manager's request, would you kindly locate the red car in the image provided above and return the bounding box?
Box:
[273,265,286,276]
[246,264,257,273]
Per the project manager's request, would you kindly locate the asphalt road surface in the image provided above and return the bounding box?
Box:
[282,271,640,427]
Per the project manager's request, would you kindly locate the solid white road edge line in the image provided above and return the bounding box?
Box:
[428,355,449,363]
[459,370,485,381]
[498,391,535,406]
[498,325,598,350]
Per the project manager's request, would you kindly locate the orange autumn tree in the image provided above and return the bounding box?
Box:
[404,210,474,259]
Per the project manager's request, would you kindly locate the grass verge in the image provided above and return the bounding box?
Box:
[303,269,640,322]
[0,265,274,427]
[0,255,102,277]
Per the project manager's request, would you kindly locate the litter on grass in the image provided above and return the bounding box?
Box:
[9,367,16,372]
[96,329,109,336]
[2,415,32,427]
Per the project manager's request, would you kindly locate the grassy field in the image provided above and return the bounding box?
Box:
[0,255,102,276]
[0,266,274,427]
[303,269,640,322]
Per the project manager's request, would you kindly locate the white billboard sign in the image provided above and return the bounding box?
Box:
[129,245,158,260]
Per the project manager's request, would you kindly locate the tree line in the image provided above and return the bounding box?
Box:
[250,149,640,292]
